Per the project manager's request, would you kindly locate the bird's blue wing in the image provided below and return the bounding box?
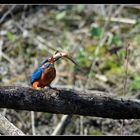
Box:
[40,59,48,66]
[31,67,43,84]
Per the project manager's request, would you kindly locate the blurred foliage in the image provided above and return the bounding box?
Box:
[111,35,122,46]
[56,11,66,20]
[89,129,103,135]
[76,47,92,67]
[90,26,104,38]
[7,32,16,42]
[1,4,140,135]
[130,76,140,91]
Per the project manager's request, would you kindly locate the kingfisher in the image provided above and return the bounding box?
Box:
[31,51,68,89]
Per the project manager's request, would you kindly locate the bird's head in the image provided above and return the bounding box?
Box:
[46,50,86,74]
[48,56,55,64]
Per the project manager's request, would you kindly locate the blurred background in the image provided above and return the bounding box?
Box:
[0,4,140,135]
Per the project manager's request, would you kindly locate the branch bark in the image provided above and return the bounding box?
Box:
[0,86,140,119]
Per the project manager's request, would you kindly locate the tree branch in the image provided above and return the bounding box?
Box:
[0,113,25,135]
[0,86,140,119]
[51,115,72,135]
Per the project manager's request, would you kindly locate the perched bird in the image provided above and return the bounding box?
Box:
[31,51,67,89]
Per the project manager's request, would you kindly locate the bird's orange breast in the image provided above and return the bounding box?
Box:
[40,67,56,86]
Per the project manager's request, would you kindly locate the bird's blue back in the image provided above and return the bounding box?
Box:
[31,61,50,84]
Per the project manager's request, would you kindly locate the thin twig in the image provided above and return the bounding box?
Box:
[0,40,3,61]
[51,115,71,135]
[104,17,136,24]
[111,5,124,17]
[0,40,15,66]
[0,5,16,24]
[100,4,106,17]
[80,116,84,135]
[0,113,25,135]
[1,108,7,116]
[31,111,36,135]
[121,43,131,135]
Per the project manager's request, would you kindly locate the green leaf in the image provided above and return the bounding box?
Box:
[90,27,104,38]
[56,11,66,20]
[7,32,16,42]
[111,35,122,46]
[76,5,85,13]
[129,77,140,91]
[133,34,140,45]
[76,48,91,67]
[89,129,103,135]
[107,33,113,45]
[85,45,96,53]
